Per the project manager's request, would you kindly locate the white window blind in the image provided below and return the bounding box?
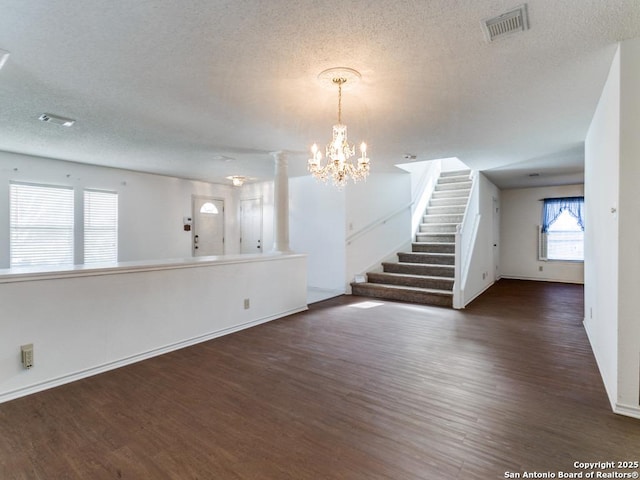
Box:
[84,189,118,264]
[10,182,74,267]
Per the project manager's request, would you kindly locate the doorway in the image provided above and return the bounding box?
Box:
[192,196,225,256]
[240,197,263,254]
[492,196,500,281]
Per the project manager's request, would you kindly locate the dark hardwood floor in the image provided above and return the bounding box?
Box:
[1,280,638,479]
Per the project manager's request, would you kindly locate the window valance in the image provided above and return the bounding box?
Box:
[541,196,584,233]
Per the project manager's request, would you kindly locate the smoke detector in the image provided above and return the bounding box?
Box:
[39,113,76,127]
[482,4,529,42]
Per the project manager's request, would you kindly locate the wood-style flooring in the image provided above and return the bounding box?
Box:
[1,279,638,479]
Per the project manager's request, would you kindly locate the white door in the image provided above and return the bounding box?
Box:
[492,196,500,281]
[192,196,224,256]
[240,198,263,254]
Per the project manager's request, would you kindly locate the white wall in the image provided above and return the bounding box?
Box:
[0,255,307,403]
[462,173,500,305]
[289,176,346,295]
[345,172,412,288]
[584,38,640,418]
[0,151,241,267]
[616,38,640,415]
[397,159,441,237]
[288,170,412,296]
[500,184,585,283]
[584,44,620,411]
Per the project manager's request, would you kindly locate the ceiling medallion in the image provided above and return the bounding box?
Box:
[308,67,370,187]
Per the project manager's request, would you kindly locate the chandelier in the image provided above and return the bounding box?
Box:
[308,68,370,187]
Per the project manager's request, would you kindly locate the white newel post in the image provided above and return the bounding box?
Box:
[453,224,462,309]
[271,150,292,253]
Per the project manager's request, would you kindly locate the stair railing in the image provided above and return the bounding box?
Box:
[453,171,479,309]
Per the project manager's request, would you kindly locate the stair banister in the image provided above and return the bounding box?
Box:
[453,224,463,308]
[452,170,478,309]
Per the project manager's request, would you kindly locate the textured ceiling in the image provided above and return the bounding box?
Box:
[0,0,639,188]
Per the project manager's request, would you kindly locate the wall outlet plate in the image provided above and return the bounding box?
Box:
[21,343,34,369]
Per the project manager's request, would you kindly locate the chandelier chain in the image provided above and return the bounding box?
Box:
[335,78,344,124]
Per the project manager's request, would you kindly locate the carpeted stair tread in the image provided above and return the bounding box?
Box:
[367,272,454,290]
[351,282,453,307]
[398,252,455,265]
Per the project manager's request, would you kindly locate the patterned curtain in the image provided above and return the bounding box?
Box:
[541,196,584,233]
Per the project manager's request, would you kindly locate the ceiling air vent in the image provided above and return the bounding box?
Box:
[39,113,76,127]
[482,4,529,42]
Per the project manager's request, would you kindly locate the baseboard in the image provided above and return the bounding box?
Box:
[614,403,640,419]
[499,274,584,285]
[459,281,494,308]
[307,287,345,303]
[582,318,618,413]
[0,305,308,405]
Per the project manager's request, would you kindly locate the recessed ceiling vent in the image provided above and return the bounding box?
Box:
[482,4,529,42]
[39,113,76,127]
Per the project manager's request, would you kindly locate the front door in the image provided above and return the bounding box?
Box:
[240,197,263,254]
[192,196,224,256]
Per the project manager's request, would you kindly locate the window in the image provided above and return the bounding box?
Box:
[540,196,584,262]
[10,182,74,267]
[199,202,218,214]
[84,190,118,264]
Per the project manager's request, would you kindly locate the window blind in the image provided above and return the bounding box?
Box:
[84,189,118,264]
[10,182,74,267]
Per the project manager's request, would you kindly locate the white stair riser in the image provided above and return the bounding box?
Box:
[431,189,470,199]
[440,170,471,178]
[425,206,465,215]
[420,224,458,233]
[435,181,472,191]
[429,197,468,207]
[422,214,463,224]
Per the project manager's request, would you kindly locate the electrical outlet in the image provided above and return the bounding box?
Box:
[244,298,250,310]
[539,265,543,272]
[21,344,33,369]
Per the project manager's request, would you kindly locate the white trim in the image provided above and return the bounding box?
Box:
[459,280,495,309]
[0,253,307,284]
[614,403,640,419]
[499,275,584,284]
[582,319,617,413]
[0,305,307,405]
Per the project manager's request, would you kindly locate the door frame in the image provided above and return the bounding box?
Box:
[240,197,263,254]
[192,195,225,256]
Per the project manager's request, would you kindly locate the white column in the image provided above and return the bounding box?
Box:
[271,150,292,253]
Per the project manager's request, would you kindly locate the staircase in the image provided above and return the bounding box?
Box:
[351,169,471,308]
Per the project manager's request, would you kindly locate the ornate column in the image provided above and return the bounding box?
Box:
[271,150,292,253]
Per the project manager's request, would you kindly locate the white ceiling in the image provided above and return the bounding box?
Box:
[0,1,639,188]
